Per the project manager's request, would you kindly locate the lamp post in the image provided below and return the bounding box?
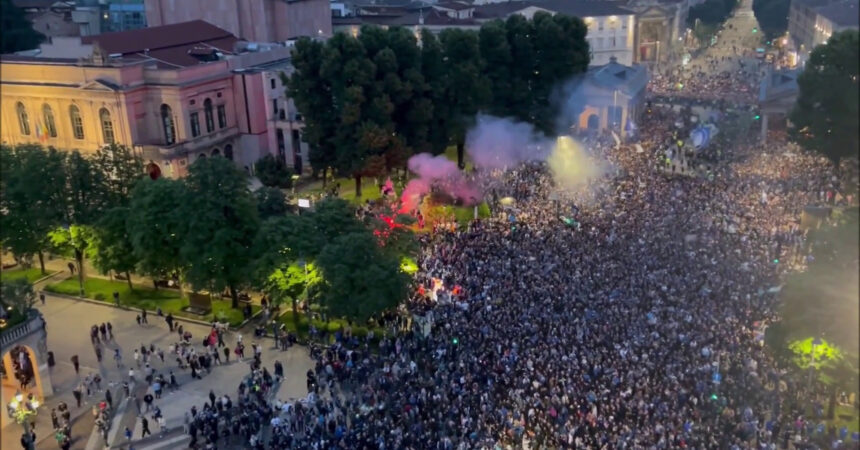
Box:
[7,391,39,439]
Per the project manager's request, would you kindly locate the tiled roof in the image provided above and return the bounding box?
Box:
[435,1,474,11]
[586,58,648,95]
[474,0,632,19]
[81,20,238,67]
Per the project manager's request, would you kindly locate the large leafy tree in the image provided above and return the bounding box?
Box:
[88,207,137,290]
[420,30,451,155]
[287,38,339,184]
[255,186,289,219]
[440,28,490,168]
[54,151,106,291]
[0,0,45,54]
[0,278,37,317]
[254,154,293,189]
[92,144,144,209]
[316,231,409,322]
[752,0,789,39]
[127,178,187,290]
[0,145,66,273]
[179,157,260,308]
[777,208,859,355]
[479,21,514,118]
[790,30,859,162]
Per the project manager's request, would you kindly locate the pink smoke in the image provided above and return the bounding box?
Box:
[398,153,482,213]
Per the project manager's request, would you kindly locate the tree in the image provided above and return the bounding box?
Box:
[48,225,93,294]
[254,154,294,189]
[179,157,260,308]
[479,20,514,118]
[752,0,789,39]
[687,0,734,27]
[88,207,136,290]
[790,30,860,162]
[255,186,288,219]
[0,145,66,273]
[778,208,859,355]
[440,28,490,168]
[57,150,106,290]
[310,198,367,245]
[420,30,451,155]
[92,144,145,209]
[0,279,36,317]
[127,178,187,290]
[316,232,409,322]
[287,38,339,184]
[0,0,45,54]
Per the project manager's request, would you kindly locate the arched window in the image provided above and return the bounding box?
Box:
[204,98,214,133]
[16,102,30,136]
[69,105,84,139]
[99,108,115,144]
[211,148,221,156]
[198,153,207,160]
[42,104,57,138]
[161,104,176,145]
[224,144,233,161]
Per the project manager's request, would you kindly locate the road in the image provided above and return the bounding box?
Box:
[1,293,313,450]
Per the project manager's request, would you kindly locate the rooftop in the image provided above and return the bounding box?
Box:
[80,20,238,68]
[585,57,649,95]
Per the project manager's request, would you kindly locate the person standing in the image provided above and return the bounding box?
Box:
[39,292,45,305]
[140,308,148,324]
[72,385,82,408]
[165,313,174,331]
[70,355,79,374]
[94,345,102,363]
[112,291,120,307]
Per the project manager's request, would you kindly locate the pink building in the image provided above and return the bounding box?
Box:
[1,21,307,178]
[145,0,332,42]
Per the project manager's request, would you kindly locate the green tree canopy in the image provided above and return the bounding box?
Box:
[778,208,859,355]
[179,157,260,308]
[88,207,137,289]
[790,30,860,162]
[255,186,289,219]
[0,145,66,273]
[316,231,409,322]
[0,278,37,317]
[92,144,145,209]
[1,0,45,54]
[254,154,294,189]
[126,178,188,286]
[752,0,789,38]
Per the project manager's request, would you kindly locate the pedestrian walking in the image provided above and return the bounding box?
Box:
[113,348,122,368]
[105,389,113,409]
[123,427,132,442]
[72,386,82,408]
[165,313,174,331]
[223,346,230,363]
[68,262,75,274]
[94,345,102,362]
[136,315,141,326]
[70,355,79,374]
[141,308,148,324]
[113,291,120,307]
[143,393,154,413]
[140,416,151,438]
[39,292,45,305]
[106,322,113,340]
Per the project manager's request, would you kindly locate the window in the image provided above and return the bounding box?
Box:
[42,104,57,137]
[70,105,84,139]
[99,108,114,144]
[273,99,279,115]
[16,102,30,136]
[204,98,214,133]
[224,144,233,161]
[190,112,201,137]
[270,78,276,89]
[611,37,617,48]
[598,21,603,31]
[596,38,604,49]
[276,128,286,158]
[211,148,221,156]
[161,104,176,145]
[217,104,227,129]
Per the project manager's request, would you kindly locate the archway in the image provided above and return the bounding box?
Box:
[198,153,207,160]
[587,114,600,130]
[1,345,46,401]
[146,162,162,180]
[211,148,221,157]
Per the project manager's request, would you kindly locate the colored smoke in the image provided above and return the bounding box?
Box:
[399,153,482,213]
[465,115,605,191]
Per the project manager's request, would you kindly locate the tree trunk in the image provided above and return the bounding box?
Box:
[229,284,239,309]
[354,174,362,198]
[38,251,45,275]
[456,141,465,169]
[126,271,133,291]
[291,296,300,335]
[827,384,837,420]
[75,249,84,295]
[153,279,159,291]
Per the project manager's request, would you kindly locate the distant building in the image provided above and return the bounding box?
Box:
[574,57,649,136]
[1,21,306,178]
[144,0,332,42]
[622,0,689,67]
[333,0,637,66]
[108,0,147,32]
[788,0,859,58]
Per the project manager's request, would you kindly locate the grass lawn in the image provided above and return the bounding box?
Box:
[0,267,55,284]
[277,309,385,341]
[44,277,259,327]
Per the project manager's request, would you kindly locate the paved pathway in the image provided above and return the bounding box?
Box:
[1,293,312,450]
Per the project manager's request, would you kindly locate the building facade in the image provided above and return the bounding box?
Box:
[144,0,332,41]
[574,57,649,137]
[1,21,307,178]
[333,0,637,66]
[788,0,859,57]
